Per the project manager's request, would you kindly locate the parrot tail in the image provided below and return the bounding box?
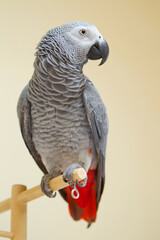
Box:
[65,169,97,224]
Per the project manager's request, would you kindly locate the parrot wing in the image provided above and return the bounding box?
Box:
[17,85,48,174]
[83,79,109,206]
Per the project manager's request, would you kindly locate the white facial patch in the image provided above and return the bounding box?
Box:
[66,25,104,49]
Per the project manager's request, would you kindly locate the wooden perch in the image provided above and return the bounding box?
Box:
[0,168,86,239]
[0,168,86,212]
[0,230,14,238]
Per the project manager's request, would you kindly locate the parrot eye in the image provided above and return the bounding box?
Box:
[79,29,87,35]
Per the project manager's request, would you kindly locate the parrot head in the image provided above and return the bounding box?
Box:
[37,21,109,66]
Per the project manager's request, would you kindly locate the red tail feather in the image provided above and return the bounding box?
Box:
[65,169,97,223]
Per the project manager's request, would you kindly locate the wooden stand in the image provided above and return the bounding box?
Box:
[0,168,86,239]
[11,185,27,240]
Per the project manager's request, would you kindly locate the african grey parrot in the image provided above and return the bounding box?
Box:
[17,21,109,226]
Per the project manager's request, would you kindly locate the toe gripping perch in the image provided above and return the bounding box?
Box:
[41,168,87,199]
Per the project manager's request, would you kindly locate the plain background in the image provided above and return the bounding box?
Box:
[0,0,160,239]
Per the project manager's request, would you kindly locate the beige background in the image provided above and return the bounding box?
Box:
[0,0,160,239]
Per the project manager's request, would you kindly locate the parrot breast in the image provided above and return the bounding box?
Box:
[27,56,93,174]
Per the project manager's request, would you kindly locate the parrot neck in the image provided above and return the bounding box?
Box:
[28,55,86,104]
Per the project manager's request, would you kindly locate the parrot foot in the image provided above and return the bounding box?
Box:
[76,176,88,188]
[63,163,88,199]
[41,173,57,198]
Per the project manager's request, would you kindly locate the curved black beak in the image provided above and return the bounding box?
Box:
[87,40,109,66]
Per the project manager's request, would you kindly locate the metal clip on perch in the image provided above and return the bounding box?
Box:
[71,174,88,199]
[71,183,80,199]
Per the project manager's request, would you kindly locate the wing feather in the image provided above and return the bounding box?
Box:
[83,80,109,205]
[17,85,48,174]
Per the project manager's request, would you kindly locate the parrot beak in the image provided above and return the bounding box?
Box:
[87,40,109,66]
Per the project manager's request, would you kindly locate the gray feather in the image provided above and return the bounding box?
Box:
[83,80,109,204]
[17,85,48,174]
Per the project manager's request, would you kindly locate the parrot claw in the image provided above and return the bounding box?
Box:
[63,163,85,186]
[76,175,88,188]
[41,173,57,198]
[63,163,88,199]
